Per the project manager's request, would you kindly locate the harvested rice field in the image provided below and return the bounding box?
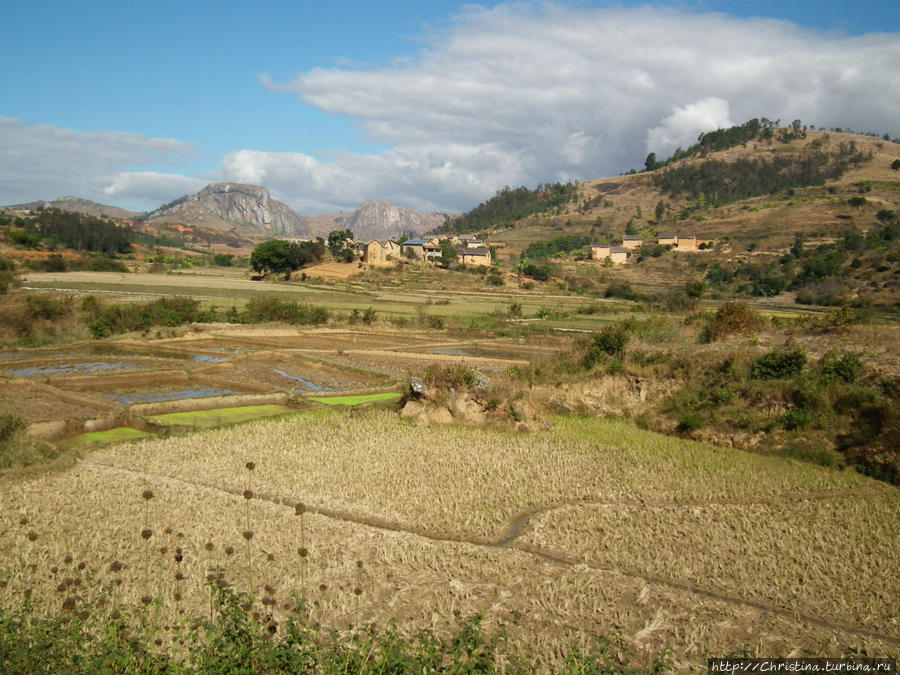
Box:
[1,409,896,671]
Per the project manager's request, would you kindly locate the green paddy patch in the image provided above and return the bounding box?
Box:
[149,404,296,428]
[65,427,153,447]
[308,392,402,406]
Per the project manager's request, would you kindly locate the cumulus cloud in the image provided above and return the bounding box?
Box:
[0,117,197,210]
[5,4,900,215]
[103,172,207,205]
[645,98,735,157]
[260,3,900,212]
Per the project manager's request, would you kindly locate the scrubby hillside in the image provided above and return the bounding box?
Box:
[474,124,900,308]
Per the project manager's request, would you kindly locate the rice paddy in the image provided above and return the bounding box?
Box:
[1,408,897,670]
[308,392,402,406]
[148,404,297,428]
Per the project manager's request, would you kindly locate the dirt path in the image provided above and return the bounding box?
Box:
[82,458,900,648]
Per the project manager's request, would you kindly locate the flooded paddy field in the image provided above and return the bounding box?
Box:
[0,326,564,447]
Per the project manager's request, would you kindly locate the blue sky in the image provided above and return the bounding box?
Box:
[2,1,899,213]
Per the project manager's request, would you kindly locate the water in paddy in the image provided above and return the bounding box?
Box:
[5,361,149,378]
[272,368,333,392]
[105,387,242,406]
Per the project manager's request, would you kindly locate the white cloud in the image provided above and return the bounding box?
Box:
[5,4,900,215]
[645,98,735,157]
[259,3,900,212]
[0,117,197,210]
[103,172,207,205]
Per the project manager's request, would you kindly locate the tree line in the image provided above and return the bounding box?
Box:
[20,208,133,255]
[438,182,579,234]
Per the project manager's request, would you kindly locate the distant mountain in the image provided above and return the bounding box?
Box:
[6,196,138,220]
[341,201,450,241]
[140,183,310,237]
[7,187,452,243]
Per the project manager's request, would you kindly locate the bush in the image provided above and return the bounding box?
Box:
[244,297,329,325]
[752,346,807,379]
[676,413,703,433]
[583,325,629,368]
[0,257,20,294]
[819,351,862,383]
[700,302,764,342]
[25,295,72,320]
[604,281,641,301]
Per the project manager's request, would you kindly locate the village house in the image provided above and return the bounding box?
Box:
[401,239,441,264]
[361,240,401,265]
[459,247,492,266]
[458,233,483,248]
[676,235,697,250]
[590,244,611,260]
[590,244,628,264]
[657,233,677,246]
[610,247,628,264]
[622,234,642,250]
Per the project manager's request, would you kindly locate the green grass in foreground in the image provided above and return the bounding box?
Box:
[65,427,153,447]
[150,404,295,428]
[308,392,402,406]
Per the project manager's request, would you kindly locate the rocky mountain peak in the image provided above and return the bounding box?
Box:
[143,182,309,236]
[344,200,449,240]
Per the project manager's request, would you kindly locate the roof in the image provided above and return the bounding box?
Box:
[658,233,676,238]
[623,235,642,240]
[402,239,429,246]
[463,248,490,256]
[590,243,611,248]
[611,247,629,253]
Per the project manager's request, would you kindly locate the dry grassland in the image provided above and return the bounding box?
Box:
[1,410,897,671]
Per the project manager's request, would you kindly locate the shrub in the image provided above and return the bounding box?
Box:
[818,351,862,383]
[0,413,26,444]
[604,281,641,301]
[700,302,764,342]
[583,325,629,369]
[752,346,807,379]
[676,413,703,433]
[790,378,827,411]
[244,297,328,325]
[25,294,72,320]
[422,364,479,389]
[0,257,20,294]
[781,408,813,430]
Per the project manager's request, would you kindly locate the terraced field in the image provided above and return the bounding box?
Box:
[1,410,896,671]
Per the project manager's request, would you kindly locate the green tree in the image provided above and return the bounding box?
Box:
[327,229,355,262]
[654,200,666,222]
[891,159,900,171]
[439,241,458,268]
[250,240,324,278]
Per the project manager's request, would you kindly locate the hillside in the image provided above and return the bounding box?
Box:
[477,129,900,308]
[5,196,138,220]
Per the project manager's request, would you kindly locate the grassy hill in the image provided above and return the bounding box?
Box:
[472,128,900,308]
